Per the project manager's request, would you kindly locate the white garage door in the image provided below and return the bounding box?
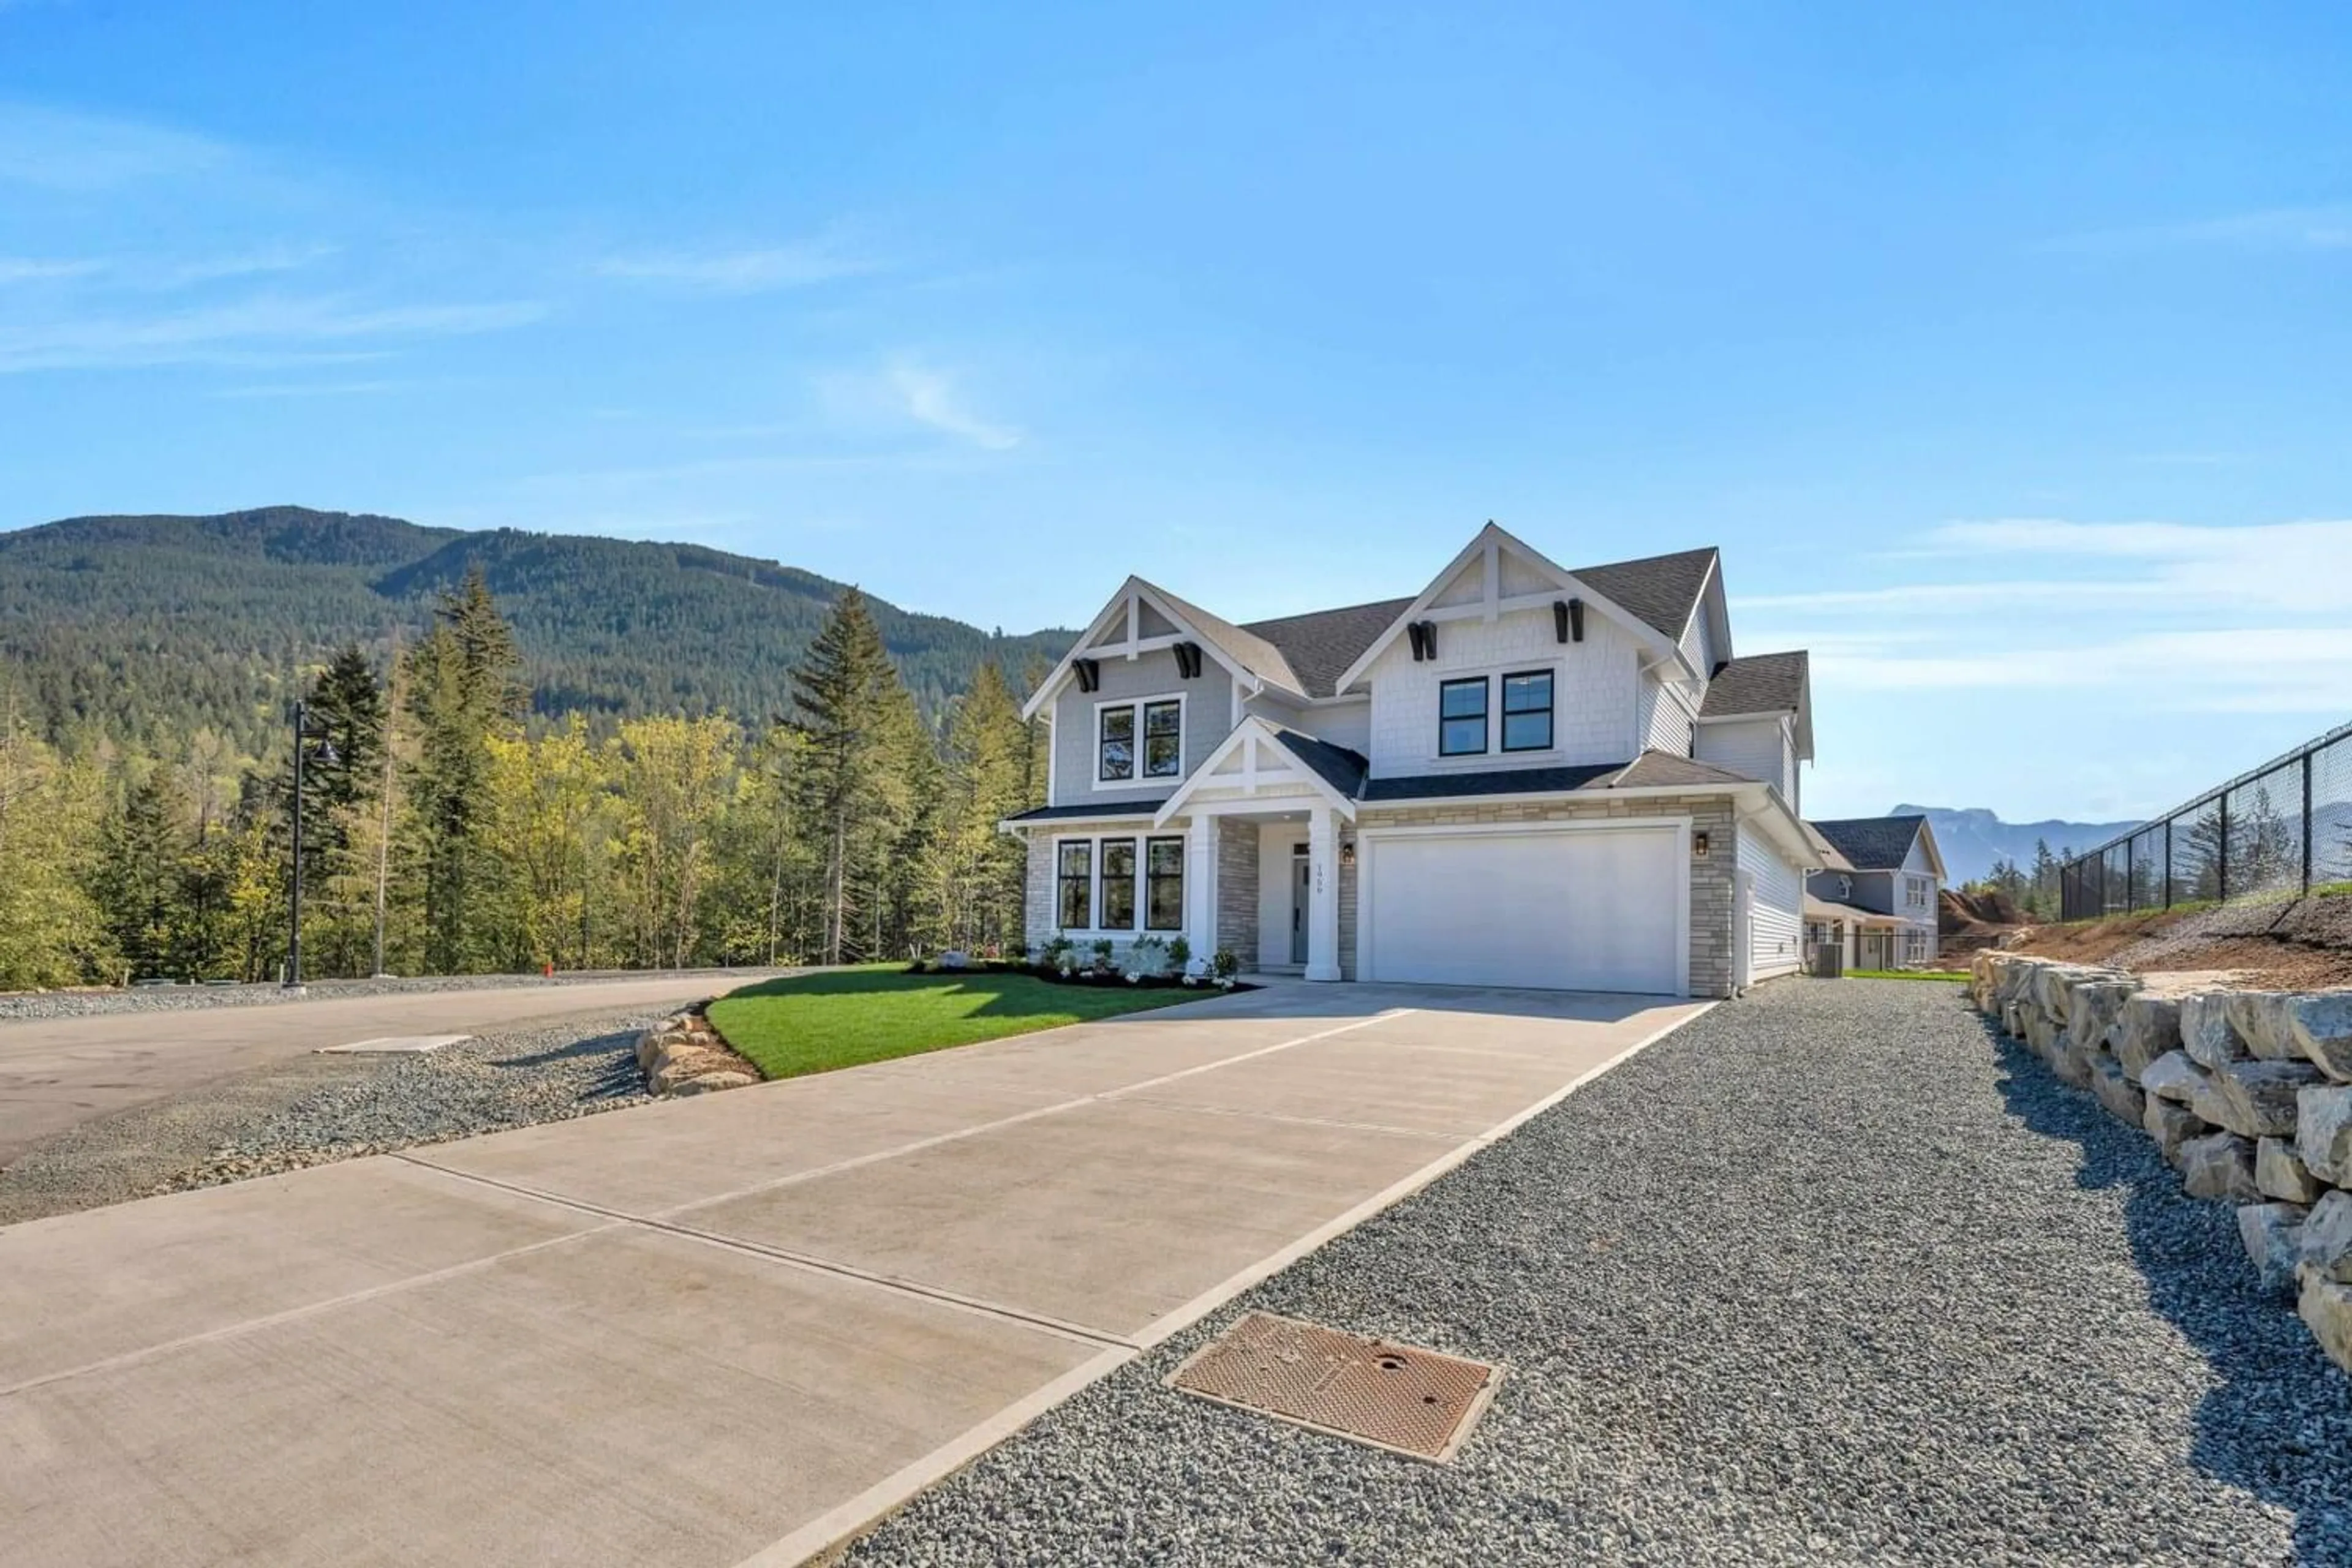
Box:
[1361,826,1683,993]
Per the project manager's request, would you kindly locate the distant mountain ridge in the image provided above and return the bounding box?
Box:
[1893,804,2142,886]
[0,506,1075,758]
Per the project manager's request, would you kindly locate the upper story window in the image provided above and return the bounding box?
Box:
[1439,677,1488,756]
[1500,670,1554,752]
[1098,697,1183,783]
[1906,875,1931,910]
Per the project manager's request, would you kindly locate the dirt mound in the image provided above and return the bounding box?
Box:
[2006,892,2352,990]
[1940,887,2019,931]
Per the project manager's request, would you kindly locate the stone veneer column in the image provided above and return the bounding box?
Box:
[1214,818,1261,970]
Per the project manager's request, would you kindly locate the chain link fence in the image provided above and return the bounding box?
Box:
[2060,720,2352,919]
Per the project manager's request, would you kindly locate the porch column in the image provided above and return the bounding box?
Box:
[1305,806,1341,981]
[1184,814,1216,966]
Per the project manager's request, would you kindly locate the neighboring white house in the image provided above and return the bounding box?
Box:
[1006,522,1825,998]
[1803,815,1948,968]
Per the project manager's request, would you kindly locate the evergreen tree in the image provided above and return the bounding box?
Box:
[94,767,194,979]
[927,662,1032,952]
[791,590,916,963]
[402,567,525,972]
[0,697,107,988]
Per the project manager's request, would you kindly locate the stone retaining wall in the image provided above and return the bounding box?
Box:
[1972,951,2352,1372]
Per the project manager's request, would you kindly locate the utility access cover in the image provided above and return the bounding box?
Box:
[1166,1311,1502,1463]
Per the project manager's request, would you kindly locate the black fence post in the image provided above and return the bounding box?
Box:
[2304,750,2315,897]
[2163,816,2174,909]
[2218,793,2230,902]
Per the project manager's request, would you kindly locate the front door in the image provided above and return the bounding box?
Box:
[1290,845,1311,964]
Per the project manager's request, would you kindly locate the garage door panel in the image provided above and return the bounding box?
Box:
[1364,827,1681,994]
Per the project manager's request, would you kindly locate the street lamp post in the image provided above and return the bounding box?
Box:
[285,700,340,989]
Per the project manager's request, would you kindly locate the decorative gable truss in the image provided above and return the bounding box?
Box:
[1153,717,1361,827]
[1329,522,1700,696]
[1019,576,1304,722]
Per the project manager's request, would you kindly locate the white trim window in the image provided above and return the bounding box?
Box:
[1905,874,1932,911]
[1056,840,1095,930]
[1096,695,1185,785]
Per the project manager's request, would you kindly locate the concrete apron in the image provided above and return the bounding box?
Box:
[0,980,1710,1568]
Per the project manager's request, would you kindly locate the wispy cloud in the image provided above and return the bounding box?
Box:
[2043,203,2352,255]
[884,361,1022,450]
[0,102,232,190]
[0,255,102,284]
[1750,517,2351,716]
[207,377,426,400]
[0,293,547,372]
[594,231,878,293]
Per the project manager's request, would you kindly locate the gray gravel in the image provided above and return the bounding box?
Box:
[0,1009,657,1223]
[0,968,758,1022]
[844,979,2352,1567]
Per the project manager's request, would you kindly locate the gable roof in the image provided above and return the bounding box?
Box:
[1240,597,1415,700]
[1268,725,1371,799]
[1808,815,1927,871]
[1148,581,1307,698]
[1572,546,1720,643]
[1699,650,1807,718]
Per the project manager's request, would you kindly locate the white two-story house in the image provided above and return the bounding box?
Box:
[1006,523,1823,998]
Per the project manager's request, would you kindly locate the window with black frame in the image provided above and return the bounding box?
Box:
[1057,840,1094,928]
[1098,706,1135,780]
[1142,700,1182,777]
[1100,839,1138,929]
[1439,677,1488,756]
[1501,669,1554,752]
[1145,835,1184,929]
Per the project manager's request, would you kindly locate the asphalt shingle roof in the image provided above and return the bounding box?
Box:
[1698,650,1809,718]
[1359,750,1758,803]
[1227,546,1719,699]
[1003,799,1170,823]
[1569,546,1719,643]
[1808,815,1926,871]
[1240,598,1415,701]
[1264,726,1370,799]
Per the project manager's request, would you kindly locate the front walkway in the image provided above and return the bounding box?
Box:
[0,980,1702,1568]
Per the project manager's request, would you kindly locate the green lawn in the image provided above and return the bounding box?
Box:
[705,965,1213,1080]
[1847,968,1970,982]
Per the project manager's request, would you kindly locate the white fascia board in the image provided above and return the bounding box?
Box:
[1330,522,1686,695]
[1019,577,1146,720]
[1912,820,1949,883]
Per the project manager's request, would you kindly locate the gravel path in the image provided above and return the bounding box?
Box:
[0,968,759,1022]
[0,1008,657,1224]
[844,979,2352,1567]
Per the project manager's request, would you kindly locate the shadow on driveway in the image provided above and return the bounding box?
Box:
[1986,1015,2352,1566]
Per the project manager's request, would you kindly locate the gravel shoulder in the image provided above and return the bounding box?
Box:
[0,968,761,1022]
[843,979,2352,1568]
[0,1008,658,1225]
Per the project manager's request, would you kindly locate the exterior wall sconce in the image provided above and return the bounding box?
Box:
[1340,840,1357,868]
[1692,831,1710,859]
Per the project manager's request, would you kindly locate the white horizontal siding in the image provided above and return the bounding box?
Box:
[1739,821,1803,982]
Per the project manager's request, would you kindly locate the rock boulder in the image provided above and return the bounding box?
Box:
[2209,1058,2325,1140]
[2256,1136,2326,1204]
[2299,1189,2352,1286]
[2090,1057,2147,1127]
[2144,1098,2207,1169]
[2277,992,2352,1082]
[2224,992,2310,1063]
[2297,1085,2352,1186]
[2180,993,2248,1070]
[2237,1202,2309,1298]
[2139,1050,2206,1106]
[2302,1275,2352,1374]
[2179,1131,2261,1203]
[2112,995,2183,1082]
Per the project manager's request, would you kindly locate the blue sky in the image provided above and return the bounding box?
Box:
[1,2,2346,826]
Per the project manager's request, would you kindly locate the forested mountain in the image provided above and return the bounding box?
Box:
[0,507,1072,756]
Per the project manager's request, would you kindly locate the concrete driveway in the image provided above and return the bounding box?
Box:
[0,973,777,1166]
[0,981,1708,1568]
